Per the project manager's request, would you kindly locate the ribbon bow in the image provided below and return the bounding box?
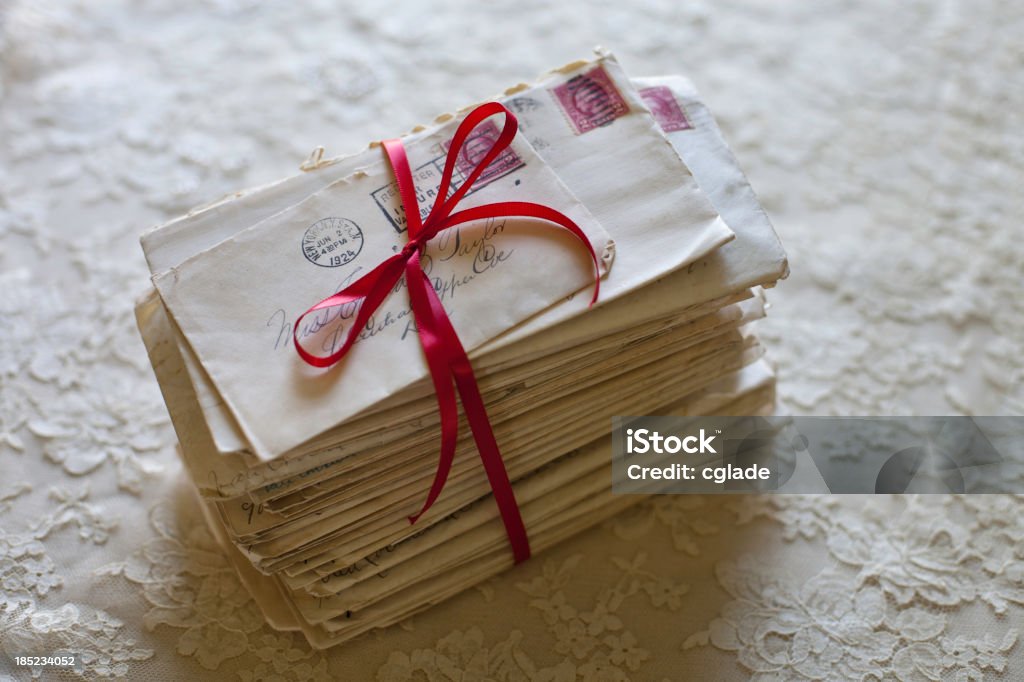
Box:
[293,102,601,564]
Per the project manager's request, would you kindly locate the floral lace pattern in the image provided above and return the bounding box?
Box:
[685,559,1017,681]
[99,503,331,679]
[0,486,151,679]
[2,0,1023,679]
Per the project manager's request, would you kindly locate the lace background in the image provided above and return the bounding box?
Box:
[2,1,1022,679]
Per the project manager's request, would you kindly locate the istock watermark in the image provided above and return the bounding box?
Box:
[611,416,1023,494]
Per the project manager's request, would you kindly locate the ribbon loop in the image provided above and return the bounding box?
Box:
[294,103,601,564]
[382,138,424,238]
[292,254,407,369]
[428,102,518,227]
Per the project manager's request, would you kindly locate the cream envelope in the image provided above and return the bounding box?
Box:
[143,72,784,505]
[632,73,789,289]
[155,120,613,460]
[142,52,735,461]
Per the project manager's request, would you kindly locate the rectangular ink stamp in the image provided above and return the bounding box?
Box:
[370,158,446,234]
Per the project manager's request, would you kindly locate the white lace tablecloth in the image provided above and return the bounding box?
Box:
[2,1,1022,680]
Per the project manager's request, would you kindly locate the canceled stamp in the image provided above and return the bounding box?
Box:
[551,66,630,134]
[442,119,525,189]
[639,86,692,132]
[301,217,363,268]
[371,123,525,234]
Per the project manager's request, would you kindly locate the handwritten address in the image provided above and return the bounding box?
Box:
[268,218,515,356]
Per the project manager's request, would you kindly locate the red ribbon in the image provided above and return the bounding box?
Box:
[293,102,601,564]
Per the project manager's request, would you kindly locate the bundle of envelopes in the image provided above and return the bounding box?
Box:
[134,51,787,648]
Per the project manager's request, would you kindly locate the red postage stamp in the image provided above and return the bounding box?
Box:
[443,119,525,189]
[638,86,692,133]
[551,66,630,135]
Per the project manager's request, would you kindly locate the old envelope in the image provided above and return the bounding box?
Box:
[142,52,734,462]
[155,119,613,460]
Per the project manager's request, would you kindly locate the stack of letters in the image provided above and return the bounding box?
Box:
[134,50,787,647]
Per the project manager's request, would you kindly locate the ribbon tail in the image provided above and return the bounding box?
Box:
[453,355,531,564]
[404,259,460,524]
[418,270,531,564]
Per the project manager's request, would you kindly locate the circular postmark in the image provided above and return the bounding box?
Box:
[301,217,363,268]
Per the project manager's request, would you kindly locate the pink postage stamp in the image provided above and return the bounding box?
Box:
[443,119,525,189]
[638,86,692,132]
[551,66,630,135]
